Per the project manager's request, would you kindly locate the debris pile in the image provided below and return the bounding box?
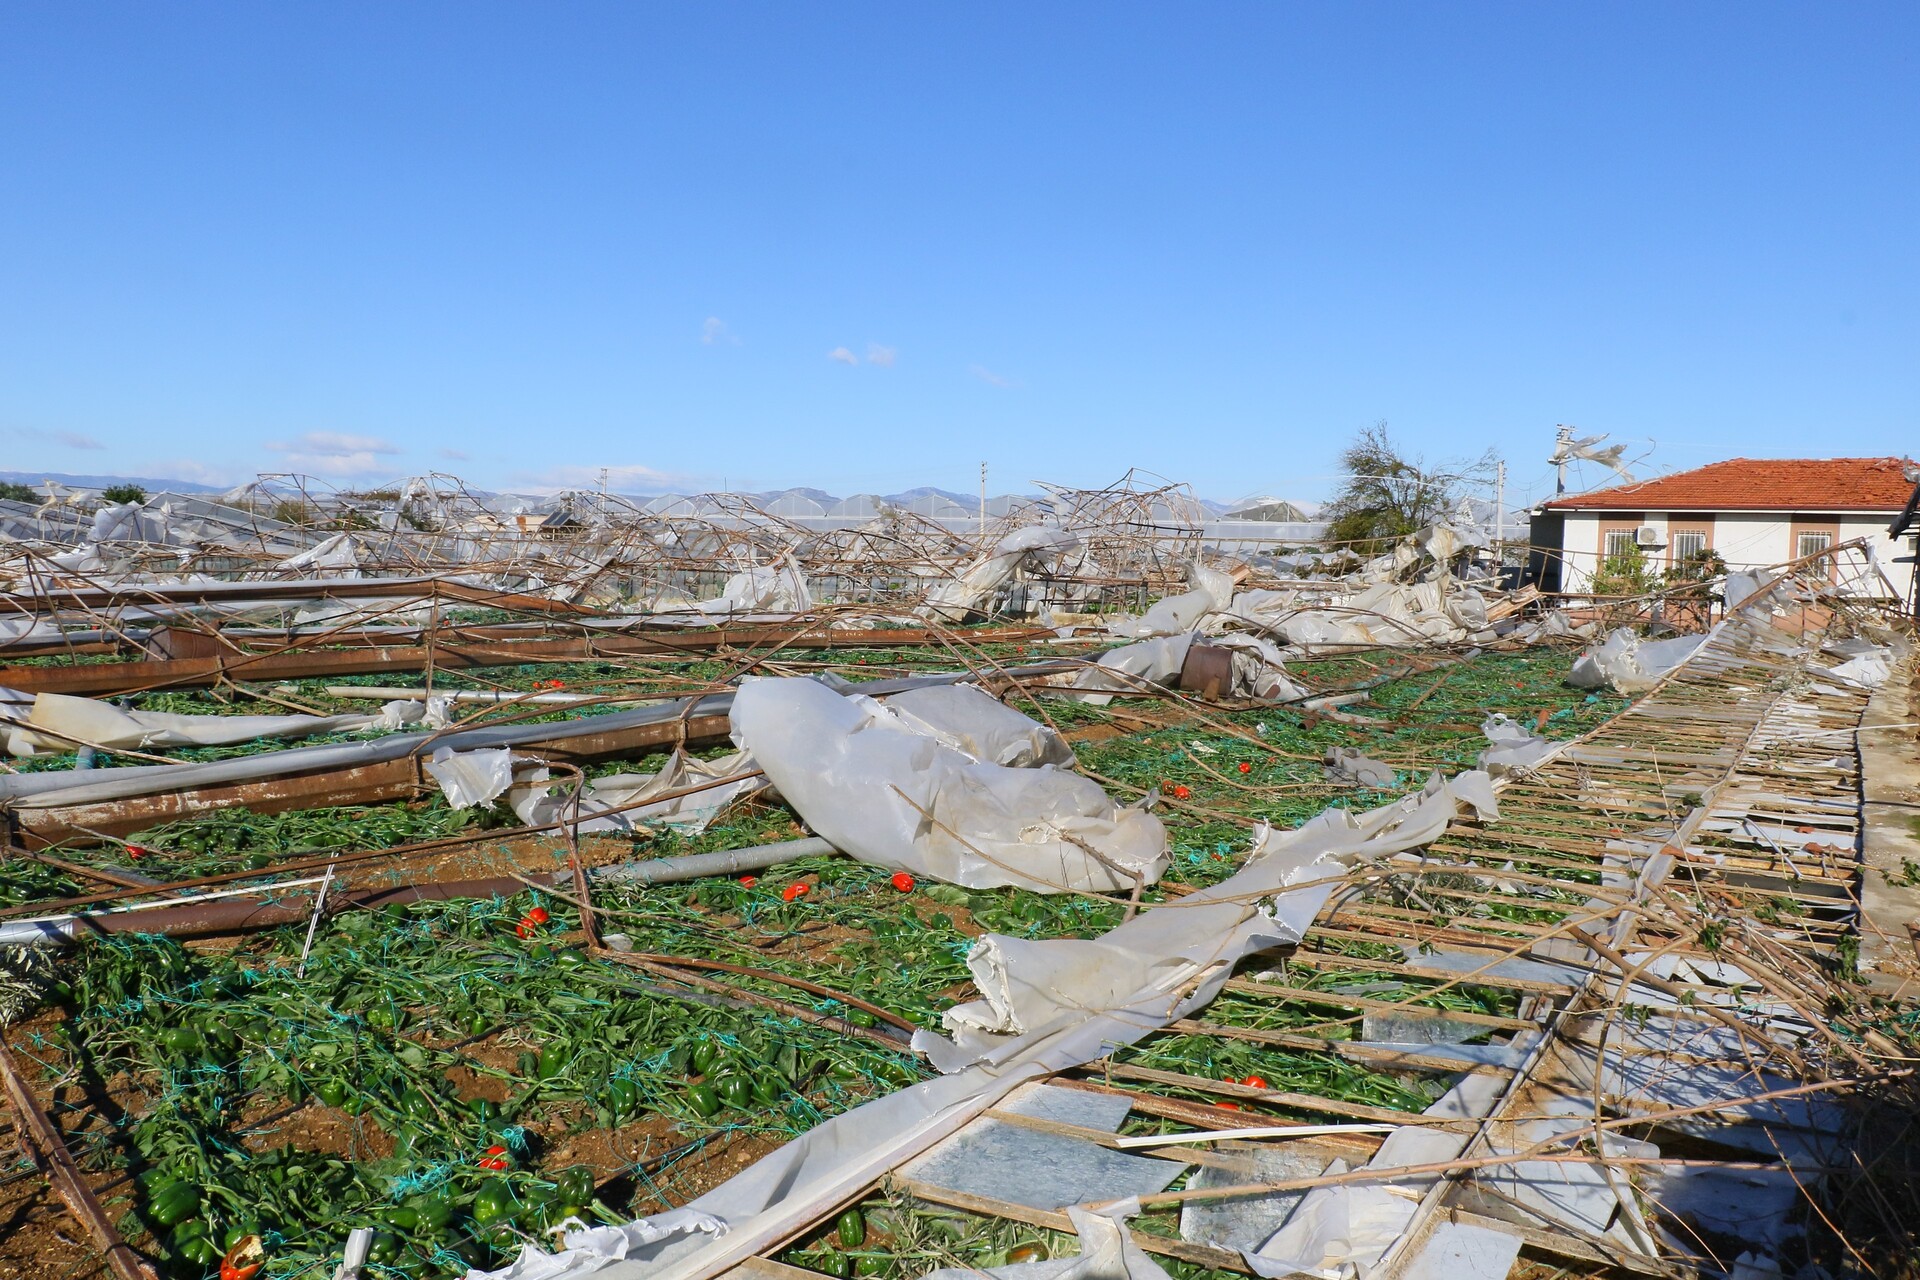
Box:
[0,473,1913,1280]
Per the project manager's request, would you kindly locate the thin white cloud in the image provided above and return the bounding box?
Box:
[438,447,471,461]
[11,427,106,450]
[969,364,1018,389]
[263,437,401,483]
[268,430,403,457]
[264,431,403,480]
[509,463,694,496]
[866,343,897,368]
[140,458,243,487]
[827,346,860,365]
[701,316,740,345]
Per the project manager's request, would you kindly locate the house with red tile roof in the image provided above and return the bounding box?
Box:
[1530,456,1915,601]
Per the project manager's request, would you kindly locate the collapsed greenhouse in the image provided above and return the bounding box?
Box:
[0,472,1915,1280]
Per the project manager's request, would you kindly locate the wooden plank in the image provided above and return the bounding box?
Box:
[1081,1063,1468,1130]
[727,1257,833,1280]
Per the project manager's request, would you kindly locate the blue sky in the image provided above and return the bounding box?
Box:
[1,4,1913,505]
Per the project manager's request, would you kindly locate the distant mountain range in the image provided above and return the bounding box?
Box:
[0,470,224,494]
[0,470,1309,517]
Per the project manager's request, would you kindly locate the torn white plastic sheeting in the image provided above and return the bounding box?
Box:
[1477,1107,1641,1245]
[425,746,517,809]
[476,776,1498,1280]
[1477,713,1556,777]
[1071,632,1305,706]
[920,1204,1173,1280]
[1636,1163,1805,1255]
[731,677,1165,894]
[1322,748,1395,789]
[1725,568,1775,611]
[690,555,812,616]
[882,684,1075,768]
[923,526,1082,621]
[1503,608,1595,645]
[371,695,453,734]
[1069,633,1193,706]
[1108,563,1235,639]
[1208,634,1309,702]
[1567,628,1706,693]
[0,690,390,758]
[1395,1220,1522,1280]
[1246,1062,1517,1279]
[508,750,769,836]
[929,770,1497,1061]
[475,1208,727,1280]
[278,531,362,576]
[1821,637,1893,688]
[1272,580,1492,649]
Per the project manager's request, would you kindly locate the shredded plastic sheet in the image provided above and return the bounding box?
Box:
[278,530,363,575]
[1502,608,1595,645]
[923,527,1082,621]
[1245,1063,1516,1278]
[1321,747,1395,789]
[1476,712,1556,777]
[1108,563,1235,639]
[881,684,1075,768]
[731,677,1166,893]
[1069,631,1304,706]
[371,695,453,734]
[480,1209,729,1280]
[425,746,517,809]
[508,750,770,835]
[1208,635,1309,702]
[1270,579,1493,649]
[471,774,1499,1280]
[687,554,812,616]
[0,689,392,758]
[1070,633,1193,706]
[1567,628,1706,693]
[1395,1220,1522,1280]
[921,1204,1173,1280]
[1820,636,1894,688]
[927,770,1496,1062]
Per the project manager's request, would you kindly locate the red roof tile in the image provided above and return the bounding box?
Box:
[1541,456,1915,513]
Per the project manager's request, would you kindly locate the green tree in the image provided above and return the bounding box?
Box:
[100,482,148,505]
[1321,422,1491,553]
[0,481,38,502]
[1592,543,1659,596]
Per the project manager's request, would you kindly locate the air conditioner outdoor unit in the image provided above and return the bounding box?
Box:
[1635,526,1662,547]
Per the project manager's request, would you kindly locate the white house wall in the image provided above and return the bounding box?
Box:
[1557,510,1907,599]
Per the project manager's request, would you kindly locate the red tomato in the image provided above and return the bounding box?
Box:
[890,872,916,893]
[1242,1075,1269,1090]
[738,875,758,887]
[1237,762,1252,774]
[782,883,810,903]
[526,906,551,924]
[1173,785,1191,799]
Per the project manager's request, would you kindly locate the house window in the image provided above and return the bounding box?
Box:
[1796,530,1833,560]
[1604,529,1637,559]
[1670,529,1708,561]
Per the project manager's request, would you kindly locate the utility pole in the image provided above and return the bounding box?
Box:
[1553,424,1574,496]
[1494,458,1506,561]
[979,461,987,538]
